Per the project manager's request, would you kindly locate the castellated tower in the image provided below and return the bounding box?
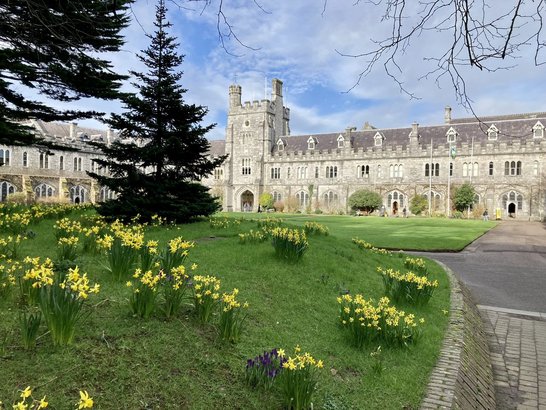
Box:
[224,79,291,211]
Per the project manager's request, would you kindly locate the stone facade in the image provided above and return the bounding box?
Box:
[205,79,546,220]
[0,120,115,203]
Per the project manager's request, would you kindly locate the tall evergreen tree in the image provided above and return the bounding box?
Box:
[89,0,226,223]
[0,1,131,147]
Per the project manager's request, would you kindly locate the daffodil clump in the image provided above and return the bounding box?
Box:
[53,217,82,241]
[81,225,106,255]
[404,257,429,276]
[0,386,94,409]
[0,234,26,259]
[38,266,100,346]
[303,221,329,236]
[378,267,439,305]
[245,348,287,390]
[98,220,144,281]
[352,238,393,256]
[57,236,79,261]
[19,257,55,305]
[277,346,324,410]
[162,264,192,318]
[209,217,241,229]
[192,275,221,323]
[127,268,162,319]
[270,227,308,261]
[138,239,159,271]
[159,237,194,273]
[238,229,268,244]
[0,261,18,296]
[255,217,284,230]
[218,288,249,343]
[0,208,31,236]
[337,295,425,347]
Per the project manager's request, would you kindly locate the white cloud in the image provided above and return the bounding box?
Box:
[29,0,546,140]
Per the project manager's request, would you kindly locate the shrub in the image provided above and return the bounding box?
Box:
[348,190,382,214]
[410,195,428,215]
[453,182,477,212]
[6,192,29,205]
[273,200,284,212]
[284,196,299,213]
[259,193,274,210]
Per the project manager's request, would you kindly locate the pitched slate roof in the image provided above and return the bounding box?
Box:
[208,140,226,157]
[272,112,546,153]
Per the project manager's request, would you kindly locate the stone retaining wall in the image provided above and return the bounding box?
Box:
[421,263,496,409]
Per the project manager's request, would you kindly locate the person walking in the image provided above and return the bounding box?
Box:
[483,209,489,221]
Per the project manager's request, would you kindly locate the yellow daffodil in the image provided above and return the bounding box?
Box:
[78,390,93,409]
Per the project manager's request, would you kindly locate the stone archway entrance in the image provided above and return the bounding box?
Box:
[508,202,516,218]
[241,190,254,212]
[392,201,399,215]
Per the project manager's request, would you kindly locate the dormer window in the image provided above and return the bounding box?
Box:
[487,125,498,140]
[374,132,383,147]
[307,136,316,150]
[277,139,284,151]
[337,134,345,148]
[446,127,458,143]
[533,121,544,138]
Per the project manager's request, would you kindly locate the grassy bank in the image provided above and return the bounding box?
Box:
[0,210,459,409]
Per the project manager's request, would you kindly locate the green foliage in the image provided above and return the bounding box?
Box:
[410,195,428,215]
[348,190,382,213]
[0,1,130,146]
[378,267,438,305]
[90,1,225,223]
[19,309,41,350]
[453,182,477,212]
[259,193,274,210]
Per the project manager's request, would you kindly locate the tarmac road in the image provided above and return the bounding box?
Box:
[424,220,546,313]
[418,220,546,409]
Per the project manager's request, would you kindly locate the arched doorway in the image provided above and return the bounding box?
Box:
[387,190,405,216]
[502,190,522,218]
[508,203,516,218]
[241,190,254,212]
[392,201,399,215]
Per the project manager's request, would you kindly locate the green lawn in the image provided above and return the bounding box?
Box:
[0,210,480,409]
[225,213,497,251]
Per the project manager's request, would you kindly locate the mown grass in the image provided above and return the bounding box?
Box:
[225,213,497,251]
[0,211,456,409]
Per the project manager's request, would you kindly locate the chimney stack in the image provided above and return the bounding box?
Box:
[444,106,452,124]
[69,122,77,139]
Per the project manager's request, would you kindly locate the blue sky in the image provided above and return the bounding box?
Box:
[74,0,546,140]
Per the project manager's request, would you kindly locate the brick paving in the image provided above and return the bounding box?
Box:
[480,306,546,409]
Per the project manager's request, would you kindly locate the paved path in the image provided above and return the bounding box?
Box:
[419,221,546,409]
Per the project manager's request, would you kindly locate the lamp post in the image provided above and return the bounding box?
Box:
[447,145,457,217]
[428,136,433,216]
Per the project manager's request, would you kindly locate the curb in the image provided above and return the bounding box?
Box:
[420,262,496,409]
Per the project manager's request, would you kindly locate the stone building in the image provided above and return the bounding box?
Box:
[204,79,546,220]
[0,120,115,203]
